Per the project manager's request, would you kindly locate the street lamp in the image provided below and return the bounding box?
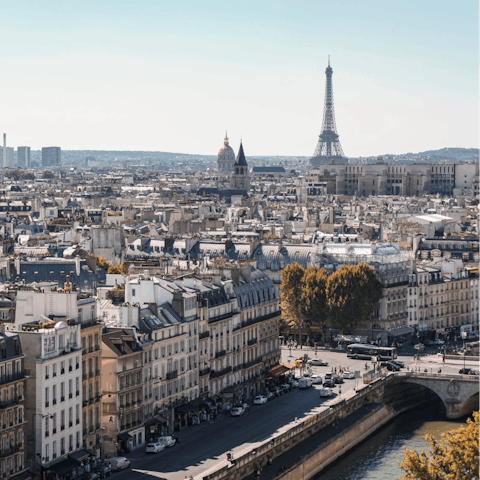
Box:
[461,331,468,371]
[339,385,342,400]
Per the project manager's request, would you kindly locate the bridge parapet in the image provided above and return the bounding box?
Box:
[391,372,479,419]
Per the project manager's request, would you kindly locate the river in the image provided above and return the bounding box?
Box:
[315,403,469,480]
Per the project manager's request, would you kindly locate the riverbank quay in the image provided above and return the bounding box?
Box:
[197,378,383,480]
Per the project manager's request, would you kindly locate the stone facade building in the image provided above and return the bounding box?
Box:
[0,326,27,480]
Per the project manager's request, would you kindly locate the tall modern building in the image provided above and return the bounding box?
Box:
[17,147,31,168]
[1,134,15,168]
[42,147,61,167]
[310,58,347,166]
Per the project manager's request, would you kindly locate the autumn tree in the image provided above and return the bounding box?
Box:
[399,411,479,480]
[280,263,305,346]
[301,266,329,345]
[41,170,54,179]
[326,263,382,333]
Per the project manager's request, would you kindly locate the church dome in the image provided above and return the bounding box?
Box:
[217,132,235,172]
[218,134,235,159]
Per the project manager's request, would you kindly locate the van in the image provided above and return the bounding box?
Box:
[108,457,130,471]
[298,377,313,389]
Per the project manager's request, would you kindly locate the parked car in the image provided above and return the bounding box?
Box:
[458,368,477,375]
[333,374,344,384]
[308,359,328,366]
[264,391,275,400]
[253,395,268,405]
[145,442,166,453]
[158,435,176,448]
[108,457,130,472]
[381,362,400,372]
[343,371,355,379]
[323,379,336,388]
[433,339,445,345]
[319,387,333,397]
[390,360,405,368]
[289,379,299,388]
[81,473,99,480]
[298,377,313,389]
[311,375,323,384]
[274,386,283,396]
[231,406,245,417]
[95,464,112,479]
[281,383,292,392]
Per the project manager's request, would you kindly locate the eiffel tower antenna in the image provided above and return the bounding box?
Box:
[310,57,346,166]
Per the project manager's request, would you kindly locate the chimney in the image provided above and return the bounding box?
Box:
[3,134,5,169]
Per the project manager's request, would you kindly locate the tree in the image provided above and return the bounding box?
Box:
[326,263,382,333]
[355,262,383,328]
[399,411,479,480]
[280,263,305,346]
[301,266,329,345]
[41,170,54,179]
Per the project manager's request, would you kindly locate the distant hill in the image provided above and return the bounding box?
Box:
[395,147,478,161]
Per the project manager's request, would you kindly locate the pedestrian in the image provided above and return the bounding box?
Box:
[442,354,445,364]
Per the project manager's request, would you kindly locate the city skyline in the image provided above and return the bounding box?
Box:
[1,0,478,157]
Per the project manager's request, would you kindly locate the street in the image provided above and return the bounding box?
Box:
[112,346,477,480]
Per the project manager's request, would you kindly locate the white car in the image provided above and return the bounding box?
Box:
[253,395,268,405]
[343,371,355,379]
[308,359,328,366]
[158,435,176,448]
[145,442,165,453]
[231,406,245,416]
[319,387,333,397]
[311,375,323,384]
[434,339,445,345]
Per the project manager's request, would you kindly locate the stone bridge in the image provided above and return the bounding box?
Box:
[382,372,479,419]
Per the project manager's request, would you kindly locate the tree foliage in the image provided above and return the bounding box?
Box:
[399,411,479,480]
[4,169,35,180]
[302,266,329,341]
[326,263,382,333]
[41,170,54,179]
[280,263,305,334]
[281,262,382,338]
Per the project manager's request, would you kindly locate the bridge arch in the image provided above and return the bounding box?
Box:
[384,373,479,419]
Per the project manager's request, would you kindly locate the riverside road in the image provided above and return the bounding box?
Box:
[113,345,477,480]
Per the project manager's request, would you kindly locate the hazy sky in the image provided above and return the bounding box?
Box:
[2,0,478,157]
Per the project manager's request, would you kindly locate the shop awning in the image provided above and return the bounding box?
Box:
[176,404,195,414]
[388,327,414,336]
[268,365,289,378]
[68,449,91,463]
[48,458,79,475]
[284,364,295,370]
[118,433,133,444]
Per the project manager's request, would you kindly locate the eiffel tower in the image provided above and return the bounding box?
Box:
[310,57,347,166]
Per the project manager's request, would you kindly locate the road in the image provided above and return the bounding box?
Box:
[112,346,477,480]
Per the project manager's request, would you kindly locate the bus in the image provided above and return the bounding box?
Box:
[346,344,397,361]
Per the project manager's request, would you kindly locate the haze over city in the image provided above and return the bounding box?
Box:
[1,0,478,157]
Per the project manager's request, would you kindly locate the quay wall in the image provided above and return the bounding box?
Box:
[274,404,397,480]
[201,378,387,480]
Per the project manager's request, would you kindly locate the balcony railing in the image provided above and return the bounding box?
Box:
[0,372,25,387]
[241,311,281,329]
[0,396,21,410]
[247,338,258,346]
[208,311,234,325]
[215,350,226,359]
[210,366,232,379]
[242,358,262,369]
[199,331,210,340]
[166,371,178,380]
[199,367,211,377]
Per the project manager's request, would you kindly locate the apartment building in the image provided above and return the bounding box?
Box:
[0,326,27,480]
[408,262,475,342]
[101,328,144,457]
[13,287,84,473]
[78,296,103,459]
[41,147,61,167]
[16,147,30,168]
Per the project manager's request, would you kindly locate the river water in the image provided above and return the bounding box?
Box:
[315,403,468,480]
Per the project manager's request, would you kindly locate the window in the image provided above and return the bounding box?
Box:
[132,289,136,297]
